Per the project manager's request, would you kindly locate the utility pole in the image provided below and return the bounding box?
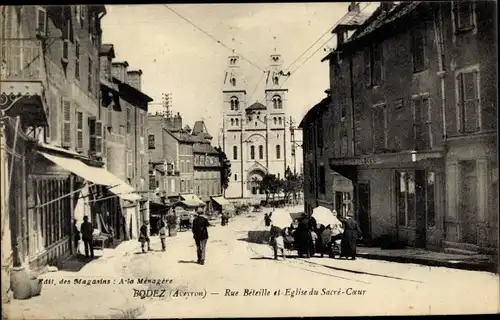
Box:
[161,93,172,118]
[290,116,297,174]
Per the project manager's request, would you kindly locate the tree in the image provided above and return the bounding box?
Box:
[282,166,303,204]
[258,174,280,204]
[215,146,231,192]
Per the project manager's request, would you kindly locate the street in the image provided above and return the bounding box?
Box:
[6,207,497,319]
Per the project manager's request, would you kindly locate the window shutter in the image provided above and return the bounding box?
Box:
[62,99,72,147]
[463,71,479,132]
[457,73,465,132]
[364,48,371,86]
[95,120,102,154]
[76,111,83,151]
[88,117,96,152]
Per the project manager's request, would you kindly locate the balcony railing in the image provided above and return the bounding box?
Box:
[1,39,45,81]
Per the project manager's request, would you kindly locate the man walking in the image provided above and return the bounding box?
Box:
[139,221,151,253]
[192,211,210,265]
[80,216,94,258]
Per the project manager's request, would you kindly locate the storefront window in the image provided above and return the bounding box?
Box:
[396,171,416,226]
[426,172,436,227]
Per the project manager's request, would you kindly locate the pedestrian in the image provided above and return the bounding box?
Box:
[139,221,151,253]
[158,219,167,251]
[309,214,318,233]
[264,213,271,227]
[316,224,325,257]
[310,228,318,257]
[192,211,211,265]
[320,225,333,258]
[295,217,311,258]
[80,216,94,258]
[269,223,286,260]
[338,211,362,260]
[73,219,81,255]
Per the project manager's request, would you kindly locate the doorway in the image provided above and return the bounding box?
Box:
[459,160,478,244]
[414,170,427,248]
[357,182,371,243]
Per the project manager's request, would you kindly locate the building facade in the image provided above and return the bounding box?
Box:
[320,1,497,252]
[222,54,291,200]
[300,93,355,217]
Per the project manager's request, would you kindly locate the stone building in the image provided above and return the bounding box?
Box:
[319,1,497,253]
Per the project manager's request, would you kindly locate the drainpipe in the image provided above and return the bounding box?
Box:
[434,3,447,242]
[348,52,359,220]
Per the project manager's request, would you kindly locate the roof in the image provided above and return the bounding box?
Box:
[112,77,153,108]
[99,44,115,58]
[193,143,219,155]
[348,2,421,44]
[298,96,331,129]
[246,102,267,111]
[333,9,370,31]
[192,120,213,139]
[164,129,196,144]
[112,61,129,68]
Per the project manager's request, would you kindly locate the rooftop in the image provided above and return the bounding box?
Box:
[246,102,267,111]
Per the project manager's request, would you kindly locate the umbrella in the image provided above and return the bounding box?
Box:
[312,206,342,228]
[270,208,293,228]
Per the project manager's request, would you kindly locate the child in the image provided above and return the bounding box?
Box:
[158,220,167,251]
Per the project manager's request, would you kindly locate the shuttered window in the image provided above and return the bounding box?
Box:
[411,25,426,72]
[413,96,432,150]
[457,70,480,133]
[372,44,383,85]
[75,40,80,79]
[453,1,475,32]
[76,110,83,151]
[61,99,72,147]
[371,104,387,153]
[88,57,93,93]
[127,150,133,178]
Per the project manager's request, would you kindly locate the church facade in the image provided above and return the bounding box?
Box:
[222,53,290,200]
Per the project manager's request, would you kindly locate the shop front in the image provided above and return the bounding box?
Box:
[330,150,445,249]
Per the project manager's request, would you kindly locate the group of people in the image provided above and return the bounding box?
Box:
[267,210,363,260]
[72,216,96,258]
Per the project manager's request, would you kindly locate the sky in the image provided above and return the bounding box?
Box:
[101,2,379,143]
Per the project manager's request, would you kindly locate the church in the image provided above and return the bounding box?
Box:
[222,52,290,200]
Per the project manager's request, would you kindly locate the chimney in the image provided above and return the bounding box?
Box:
[381,1,394,12]
[126,69,142,91]
[111,61,129,82]
[348,2,360,13]
[99,44,115,81]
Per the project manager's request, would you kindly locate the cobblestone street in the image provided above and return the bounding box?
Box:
[5,207,498,319]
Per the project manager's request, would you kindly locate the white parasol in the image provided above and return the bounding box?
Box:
[270,208,293,228]
[312,206,343,228]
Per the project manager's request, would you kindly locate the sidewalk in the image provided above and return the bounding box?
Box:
[357,247,498,273]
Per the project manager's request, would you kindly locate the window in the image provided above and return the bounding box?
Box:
[396,171,416,226]
[278,117,283,125]
[88,58,93,93]
[372,43,383,85]
[453,1,475,32]
[318,164,325,194]
[75,40,80,80]
[126,150,133,178]
[341,105,347,122]
[316,118,323,149]
[76,111,83,151]
[234,173,238,181]
[273,117,277,125]
[231,118,234,126]
[235,118,239,126]
[273,95,282,109]
[78,5,85,28]
[276,145,281,159]
[233,145,238,160]
[259,145,263,159]
[36,7,47,37]
[62,17,70,62]
[363,47,371,86]
[89,118,102,155]
[61,99,71,147]
[148,134,155,150]
[126,108,132,134]
[371,104,387,153]
[230,78,236,86]
[89,11,96,44]
[273,76,279,85]
[149,174,156,190]
[412,95,432,150]
[230,97,239,111]
[250,145,255,160]
[340,132,348,157]
[411,25,427,72]
[457,69,480,133]
[426,171,436,228]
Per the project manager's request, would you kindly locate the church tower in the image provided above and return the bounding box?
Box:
[222,55,247,198]
[265,53,289,179]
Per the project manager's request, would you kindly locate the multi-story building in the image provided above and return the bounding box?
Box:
[191,120,222,204]
[318,1,497,252]
[222,53,291,200]
[108,61,152,238]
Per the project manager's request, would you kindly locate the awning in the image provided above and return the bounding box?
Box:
[39,151,141,202]
[200,195,211,203]
[179,199,205,207]
[180,194,205,206]
[211,196,230,206]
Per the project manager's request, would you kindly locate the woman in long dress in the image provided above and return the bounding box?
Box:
[338,212,362,260]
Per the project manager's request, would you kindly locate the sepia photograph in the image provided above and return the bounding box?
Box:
[0,2,498,319]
